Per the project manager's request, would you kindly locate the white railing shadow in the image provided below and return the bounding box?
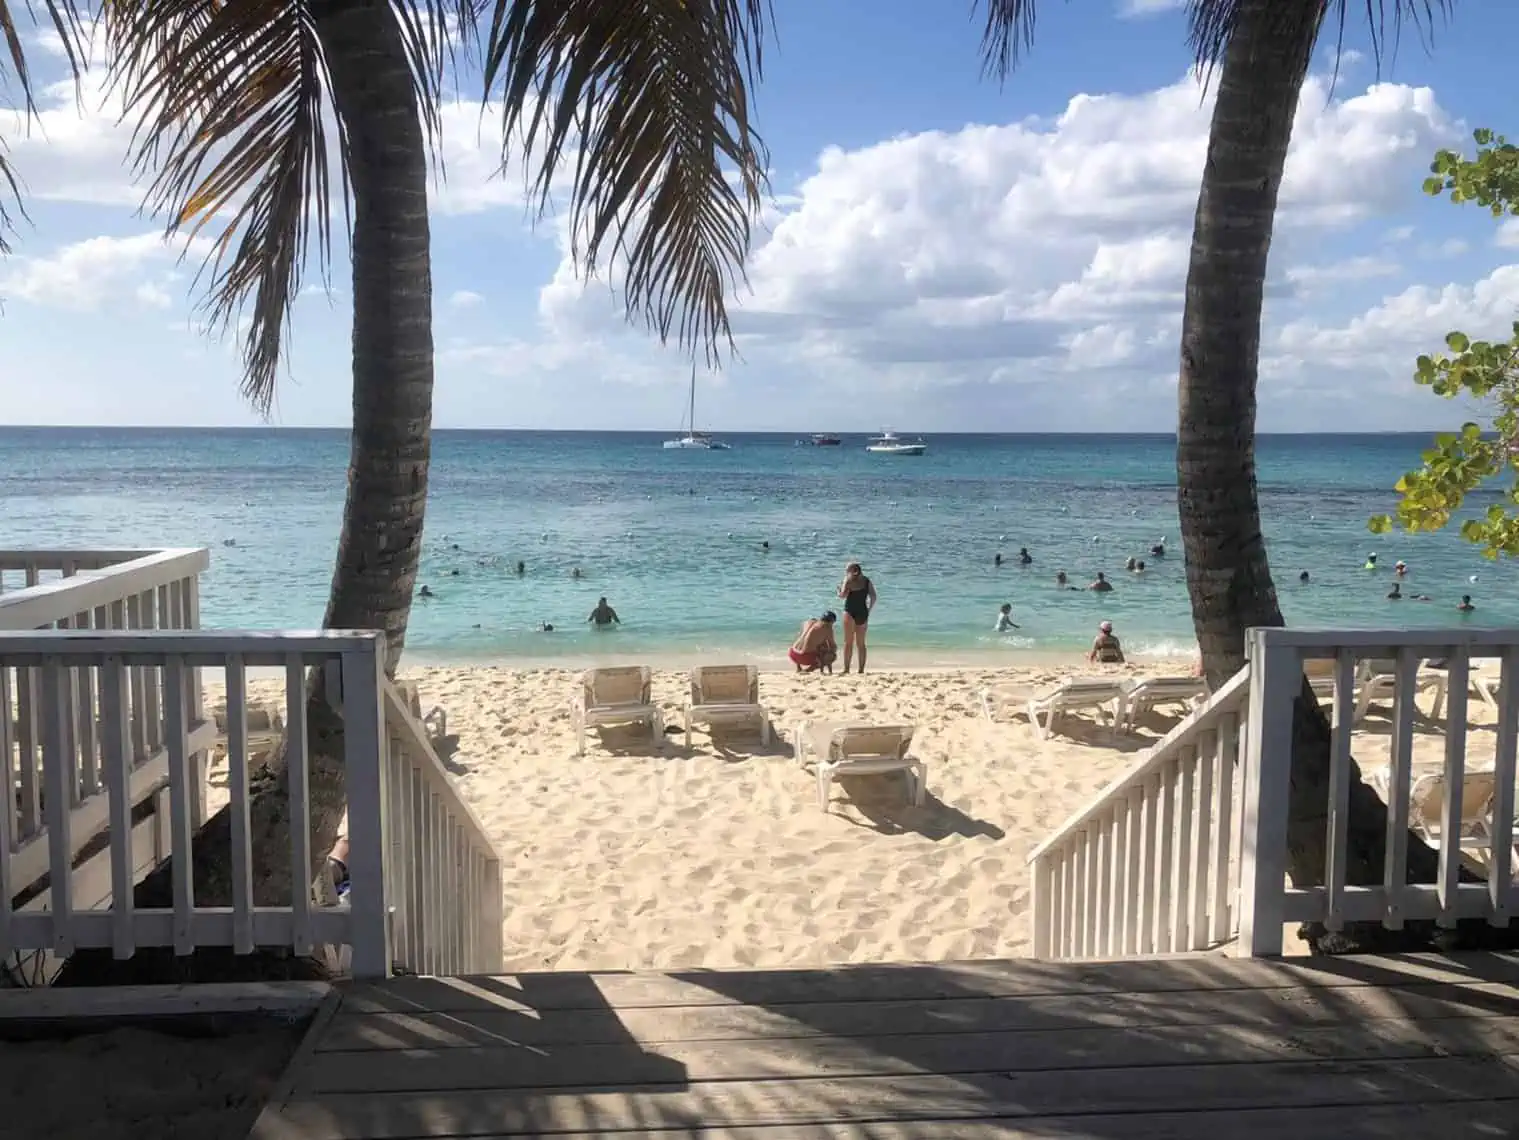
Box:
[1028,667,1251,959]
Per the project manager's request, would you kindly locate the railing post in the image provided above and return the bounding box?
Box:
[342,638,391,979]
[1236,629,1297,957]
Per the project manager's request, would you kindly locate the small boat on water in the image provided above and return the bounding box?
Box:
[865,430,927,456]
[663,365,731,450]
[808,433,842,446]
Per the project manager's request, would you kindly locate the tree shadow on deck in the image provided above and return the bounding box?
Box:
[263,953,1519,1138]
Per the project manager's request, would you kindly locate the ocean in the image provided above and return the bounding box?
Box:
[1,428,1512,665]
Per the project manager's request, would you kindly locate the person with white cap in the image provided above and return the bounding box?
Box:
[1088,620,1125,664]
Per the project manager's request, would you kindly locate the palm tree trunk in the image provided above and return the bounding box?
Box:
[54,0,433,985]
[1175,0,1510,953]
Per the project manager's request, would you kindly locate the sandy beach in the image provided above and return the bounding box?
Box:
[199,653,1511,975]
[391,659,1165,972]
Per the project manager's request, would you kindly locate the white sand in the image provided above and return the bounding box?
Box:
[208,658,1499,974]
[402,660,1161,973]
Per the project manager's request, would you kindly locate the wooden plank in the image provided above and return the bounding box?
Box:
[318,979,1519,1052]
[338,952,1519,1013]
[0,981,330,1022]
[305,1015,1519,1094]
[303,1100,1519,1140]
[263,1053,1519,1138]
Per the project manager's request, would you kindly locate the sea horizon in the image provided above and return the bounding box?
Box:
[3,426,1513,666]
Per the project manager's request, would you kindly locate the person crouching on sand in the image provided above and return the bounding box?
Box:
[1088,620,1125,664]
[790,611,837,673]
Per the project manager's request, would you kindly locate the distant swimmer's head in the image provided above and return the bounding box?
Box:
[1365,553,1378,569]
[1099,620,1114,634]
[1299,570,1310,582]
[761,540,770,550]
[1136,560,1146,571]
[1019,547,1029,556]
[1096,571,1107,582]
[1387,582,1402,598]
[846,561,862,575]
[1395,560,1408,574]
[1000,603,1012,615]
[418,585,433,597]
[598,595,608,605]
[821,610,837,624]
[1056,570,1068,582]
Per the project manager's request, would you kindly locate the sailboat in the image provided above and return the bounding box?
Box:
[662,364,731,450]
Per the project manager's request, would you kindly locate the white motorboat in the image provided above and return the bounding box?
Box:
[663,365,731,450]
[865,430,927,456]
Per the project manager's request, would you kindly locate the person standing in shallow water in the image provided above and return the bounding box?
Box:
[587,596,620,628]
[837,562,877,674]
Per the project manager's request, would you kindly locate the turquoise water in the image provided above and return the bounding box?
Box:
[0,428,1513,664]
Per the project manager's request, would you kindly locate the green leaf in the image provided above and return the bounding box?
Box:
[1447,331,1471,353]
[1368,515,1392,534]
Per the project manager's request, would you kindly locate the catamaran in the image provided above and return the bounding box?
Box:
[865,430,927,456]
[663,365,730,450]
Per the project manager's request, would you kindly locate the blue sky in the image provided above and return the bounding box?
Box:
[3,0,1519,432]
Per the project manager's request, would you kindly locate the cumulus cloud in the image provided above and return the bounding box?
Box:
[447,289,486,309]
[527,70,1462,416]
[0,232,208,310]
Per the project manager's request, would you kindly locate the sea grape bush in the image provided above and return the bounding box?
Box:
[1370,128,1519,558]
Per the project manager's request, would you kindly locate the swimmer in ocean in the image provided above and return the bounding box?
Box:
[418,585,434,598]
[1364,552,1378,570]
[1089,572,1113,593]
[1299,570,1310,583]
[587,597,620,628]
[995,603,1020,633]
[1017,547,1033,566]
[1458,595,1475,613]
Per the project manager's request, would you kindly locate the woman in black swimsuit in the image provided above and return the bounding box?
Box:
[837,562,877,674]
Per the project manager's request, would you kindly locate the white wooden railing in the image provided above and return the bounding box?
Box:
[1028,667,1251,959]
[1239,627,1519,955]
[380,683,503,975]
[0,548,209,634]
[1031,626,1519,961]
[2,549,213,969]
[2,629,503,979]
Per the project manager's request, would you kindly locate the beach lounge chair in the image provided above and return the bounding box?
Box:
[1408,770,1508,873]
[1026,678,1128,740]
[396,680,448,743]
[683,664,769,747]
[211,701,284,762]
[1303,658,1341,704]
[793,722,925,810]
[1121,676,1208,731]
[1425,659,1506,719]
[1352,658,1446,725]
[572,665,662,756]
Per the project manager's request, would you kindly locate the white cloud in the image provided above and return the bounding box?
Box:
[447,289,485,309]
[1118,0,1185,17]
[0,232,208,310]
[526,70,1461,420]
[1497,219,1519,249]
[1285,256,1400,289]
[1271,265,1519,387]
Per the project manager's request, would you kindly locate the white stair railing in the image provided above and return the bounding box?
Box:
[1239,628,1519,955]
[1028,667,1251,959]
[378,683,503,975]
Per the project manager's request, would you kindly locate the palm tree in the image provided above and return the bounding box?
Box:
[2,0,768,982]
[986,0,1494,952]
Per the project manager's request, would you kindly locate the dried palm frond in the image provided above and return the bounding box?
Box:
[470,0,771,365]
[103,0,336,413]
[0,0,88,252]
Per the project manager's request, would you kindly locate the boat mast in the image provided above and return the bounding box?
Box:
[688,363,696,435]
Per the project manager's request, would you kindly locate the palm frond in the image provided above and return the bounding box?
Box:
[103,0,337,412]
[473,0,770,364]
[1186,0,1456,72]
[0,0,89,253]
[976,0,1040,82]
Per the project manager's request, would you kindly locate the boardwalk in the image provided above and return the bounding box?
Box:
[251,952,1519,1139]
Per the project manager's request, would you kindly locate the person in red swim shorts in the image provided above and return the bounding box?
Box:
[789,611,838,673]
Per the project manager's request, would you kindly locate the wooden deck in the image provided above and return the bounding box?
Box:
[251,952,1519,1139]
